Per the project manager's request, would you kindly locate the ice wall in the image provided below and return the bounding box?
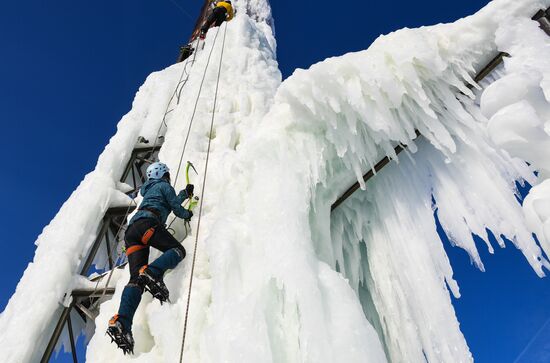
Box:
[237,0,549,362]
[87,0,388,361]
[317,1,550,362]
[2,0,550,362]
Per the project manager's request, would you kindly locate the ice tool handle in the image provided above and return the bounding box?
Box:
[185,161,199,210]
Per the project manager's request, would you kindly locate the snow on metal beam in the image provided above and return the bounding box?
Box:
[532,7,550,36]
[331,7,550,213]
[72,288,116,298]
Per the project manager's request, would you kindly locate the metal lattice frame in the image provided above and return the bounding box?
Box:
[120,146,161,196]
[79,206,136,277]
[41,144,159,362]
[40,206,134,363]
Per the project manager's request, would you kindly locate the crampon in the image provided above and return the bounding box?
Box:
[107,315,134,355]
[139,266,170,304]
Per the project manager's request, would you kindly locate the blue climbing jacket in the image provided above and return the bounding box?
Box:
[129,179,191,225]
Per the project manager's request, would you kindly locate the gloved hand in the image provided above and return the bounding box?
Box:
[185,184,194,196]
[185,210,194,222]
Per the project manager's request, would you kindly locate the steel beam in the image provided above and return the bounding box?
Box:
[72,288,116,297]
[40,302,74,363]
[135,162,146,184]
[105,228,114,270]
[331,141,411,212]
[108,222,124,267]
[467,7,550,88]
[538,16,550,36]
[120,154,136,186]
[80,206,134,276]
[131,164,137,193]
[74,302,97,322]
[473,52,509,83]
[79,218,110,276]
[105,205,136,218]
[66,314,78,363]
[532,8,550,36]
[120,146,160,185]
[89,262,128,282]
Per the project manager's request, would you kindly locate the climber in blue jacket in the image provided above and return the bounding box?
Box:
[107,161,194,354]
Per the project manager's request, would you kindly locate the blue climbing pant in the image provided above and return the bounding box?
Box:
[116,218,186,331]
[117,284,141,331]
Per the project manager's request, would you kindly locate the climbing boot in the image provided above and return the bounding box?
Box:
[107,314,134,355]
[138,265,170,303]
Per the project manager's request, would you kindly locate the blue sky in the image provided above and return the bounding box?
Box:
[1,0,549,362]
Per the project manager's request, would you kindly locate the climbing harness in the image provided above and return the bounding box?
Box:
[124,225,156,257]
[178,22,228,363]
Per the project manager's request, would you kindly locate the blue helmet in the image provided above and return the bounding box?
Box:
[146,162,169,180]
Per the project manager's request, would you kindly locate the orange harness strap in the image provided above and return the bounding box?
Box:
[126,227,156,256]
[126,244,148,256]
[141,228,155,244]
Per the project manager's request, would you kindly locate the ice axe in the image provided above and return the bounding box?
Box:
[185,161,199,210]
[185,161,198,185]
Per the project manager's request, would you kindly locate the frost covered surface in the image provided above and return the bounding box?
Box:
[2,0,550,362]
[482,16,550,257]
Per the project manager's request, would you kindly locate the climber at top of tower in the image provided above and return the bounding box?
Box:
[200,0,234,39]
[178,1,234,63]
[107,162,194,354]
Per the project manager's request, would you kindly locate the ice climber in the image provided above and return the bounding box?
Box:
[200,0,234,39]
[178,1,233,63]
[107,161,194,354]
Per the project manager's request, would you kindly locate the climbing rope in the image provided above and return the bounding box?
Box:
[173,26,223,187]
[165,0,194,20]
[178,22,228,363]
[161,36,201,129]
[164,25,224,236]
[176,53,197,105]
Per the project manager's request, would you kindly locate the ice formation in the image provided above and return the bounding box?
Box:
[483,16,550,256]
[1,0,550,362]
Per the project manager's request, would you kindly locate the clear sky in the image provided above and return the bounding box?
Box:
[1,1,549,362]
